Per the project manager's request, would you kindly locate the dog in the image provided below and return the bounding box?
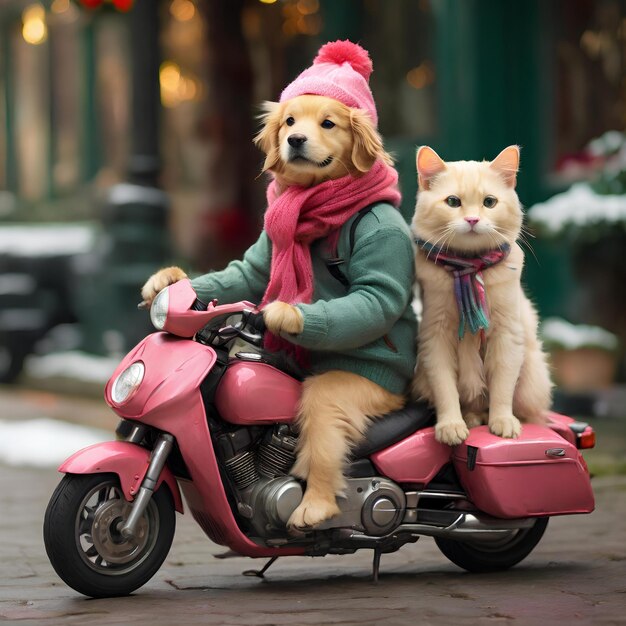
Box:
[141,41,417,531]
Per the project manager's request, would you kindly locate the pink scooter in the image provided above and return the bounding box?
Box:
[44,279,596,598]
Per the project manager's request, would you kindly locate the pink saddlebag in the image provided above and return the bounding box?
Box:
[453,424,594,519]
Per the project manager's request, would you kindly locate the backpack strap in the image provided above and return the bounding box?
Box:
[325,204,377,288]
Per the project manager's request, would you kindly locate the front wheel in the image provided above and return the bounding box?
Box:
[435,517,549,573]
[43,473,176,597]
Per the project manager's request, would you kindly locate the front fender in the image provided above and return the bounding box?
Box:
[59,441,184,513]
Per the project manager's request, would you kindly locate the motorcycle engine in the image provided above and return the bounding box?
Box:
[216,424,303,536]
[216,424,405,538]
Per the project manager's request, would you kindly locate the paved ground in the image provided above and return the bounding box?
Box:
[1,387,625,625]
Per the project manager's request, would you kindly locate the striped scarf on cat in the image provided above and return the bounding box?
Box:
[415,239,511,340]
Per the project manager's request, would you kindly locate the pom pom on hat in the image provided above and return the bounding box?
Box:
[280,39,379,126]
[314,40,373,81]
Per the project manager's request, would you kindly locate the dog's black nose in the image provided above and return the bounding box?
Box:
[287,134,307,148]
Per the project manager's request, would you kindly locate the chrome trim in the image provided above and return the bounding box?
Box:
[415,490,467,500]
[399,513,536,542]
[126,424,148,445]
[120,433,174,539]
[545,448,566,457]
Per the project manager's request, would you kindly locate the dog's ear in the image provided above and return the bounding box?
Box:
[350,109,392,173]
[254,101,282,173]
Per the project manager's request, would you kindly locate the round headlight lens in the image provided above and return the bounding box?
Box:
[150,287,170,330]
[111,361,145,405]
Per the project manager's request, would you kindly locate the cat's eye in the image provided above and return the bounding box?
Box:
[483,195,498,208]
[445,195,462,208]
[321,119,335,129]
[286,116,295,126]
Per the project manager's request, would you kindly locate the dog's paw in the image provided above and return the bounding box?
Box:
[489,414,522,439]
[435,419,470,446]
[141,266,188,307]
[263,301,304,335]
[287,494,340,533]
[463,412,487,429]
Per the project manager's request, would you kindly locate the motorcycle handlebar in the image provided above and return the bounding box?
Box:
[190,298,208,312]
[243,310,266,333]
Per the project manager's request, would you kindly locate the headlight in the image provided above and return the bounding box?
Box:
[150,287,170,330]
[111,361,145,405]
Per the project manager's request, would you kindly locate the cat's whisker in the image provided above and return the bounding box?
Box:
[517,237,539,265]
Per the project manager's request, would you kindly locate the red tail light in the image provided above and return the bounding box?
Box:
[577,427,596,449]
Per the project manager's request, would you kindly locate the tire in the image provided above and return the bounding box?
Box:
[434,517,549,573]
[43,473,176,598]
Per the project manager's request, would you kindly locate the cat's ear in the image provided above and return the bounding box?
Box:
[416,146,446,190]
[490,145,520,187]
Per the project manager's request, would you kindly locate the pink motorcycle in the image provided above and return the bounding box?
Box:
[44,279,596,598]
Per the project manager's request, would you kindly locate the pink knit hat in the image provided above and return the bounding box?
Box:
[280,40,378,127]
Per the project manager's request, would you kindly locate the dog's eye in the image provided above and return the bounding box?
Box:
[321,120,335,129]
[286,117,295,127]
[483,195,498,208]
[445,195,462,208]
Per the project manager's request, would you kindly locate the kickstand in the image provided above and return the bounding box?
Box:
[372,548,382,584]
[242,556,279,579]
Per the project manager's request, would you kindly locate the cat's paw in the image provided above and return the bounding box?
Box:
[263,301,304,335]
[435,420,470,446]
[489,414,522,438]
[464,412,487,429]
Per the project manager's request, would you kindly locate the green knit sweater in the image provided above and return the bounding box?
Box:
[191,202,417,395]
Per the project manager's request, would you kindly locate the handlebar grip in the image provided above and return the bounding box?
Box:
[190,298,208,312]
[245,311,266,333]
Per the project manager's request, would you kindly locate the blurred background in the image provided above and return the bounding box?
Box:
[0,0,625,416]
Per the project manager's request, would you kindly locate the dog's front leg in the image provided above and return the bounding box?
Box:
[263,301,304,335]
[141,266,188,306]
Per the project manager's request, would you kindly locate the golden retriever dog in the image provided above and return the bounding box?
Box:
[142,41,416,531]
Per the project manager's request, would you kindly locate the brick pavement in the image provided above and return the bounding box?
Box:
[0,386,625,625]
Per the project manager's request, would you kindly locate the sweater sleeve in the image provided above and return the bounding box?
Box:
[291,227,415,350]
[190,231,271,305]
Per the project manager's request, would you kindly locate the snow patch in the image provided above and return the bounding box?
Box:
[24,351,119,385]
[541,317,619,352]
[0,418,111,468]
[528,183,626,234]
[0,223,96,257]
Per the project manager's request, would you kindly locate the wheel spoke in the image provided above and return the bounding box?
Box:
[85,545,98,558]
[79,507,96,534]
[97,487,108,505]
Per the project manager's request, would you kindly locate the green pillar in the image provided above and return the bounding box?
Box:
[81,20,100,183]
[77,0,168,354]
[432,0,576,319]
[319,0,364,42]
[2,20,17,192]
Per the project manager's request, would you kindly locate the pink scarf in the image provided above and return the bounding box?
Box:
[260,160,401,364]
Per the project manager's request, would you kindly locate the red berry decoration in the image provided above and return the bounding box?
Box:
[112,0,133,11]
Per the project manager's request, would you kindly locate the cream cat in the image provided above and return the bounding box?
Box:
[411,145,552,446]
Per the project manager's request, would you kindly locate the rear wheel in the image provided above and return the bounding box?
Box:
[435,517,549,573]
[43,473,175,597]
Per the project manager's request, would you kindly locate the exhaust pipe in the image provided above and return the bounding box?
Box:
[400,513,536,542]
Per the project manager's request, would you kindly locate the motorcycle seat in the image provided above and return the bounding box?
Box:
[352,401,435,458]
